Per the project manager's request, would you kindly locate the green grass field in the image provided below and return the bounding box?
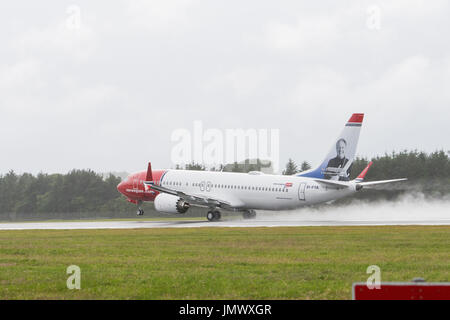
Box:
[0,226,449,299]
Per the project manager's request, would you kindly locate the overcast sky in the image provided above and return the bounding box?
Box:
[1,0,449,175]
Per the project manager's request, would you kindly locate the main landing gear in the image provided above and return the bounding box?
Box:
[242,210,256,219]
[136,200,144,216]
[206,209,221,222]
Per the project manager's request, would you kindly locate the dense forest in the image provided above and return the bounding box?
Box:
[0,150,448,220]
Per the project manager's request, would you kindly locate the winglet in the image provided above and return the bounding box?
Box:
[355,161,373,182]
[146,162,153,181]
[143,162,154,191]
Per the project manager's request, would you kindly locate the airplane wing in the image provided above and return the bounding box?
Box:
[143,181,242,210]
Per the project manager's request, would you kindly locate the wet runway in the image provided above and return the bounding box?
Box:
[1,218,450,230]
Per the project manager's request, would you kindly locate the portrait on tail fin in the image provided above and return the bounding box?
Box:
[324,138,352,181]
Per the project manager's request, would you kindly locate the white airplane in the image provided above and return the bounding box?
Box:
[117,113,407,221]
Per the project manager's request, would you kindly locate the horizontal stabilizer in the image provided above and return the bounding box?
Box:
[358,178,407,187]
[313,179,350,188]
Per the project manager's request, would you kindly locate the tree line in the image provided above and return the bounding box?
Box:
[0,170,132,219]
[0,150,448,220]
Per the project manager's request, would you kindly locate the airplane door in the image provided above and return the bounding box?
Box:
[133,178,138,190]
[298,183,306,201]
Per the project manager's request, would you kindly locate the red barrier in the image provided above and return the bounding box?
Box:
[353,282,450,300]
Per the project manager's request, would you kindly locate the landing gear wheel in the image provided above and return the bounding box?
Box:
[136,200,144,216]
[207,210,221,221]
[243,210,256,219]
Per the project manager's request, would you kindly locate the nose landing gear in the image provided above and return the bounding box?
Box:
[136,200,144,216]
[206,209,221,221]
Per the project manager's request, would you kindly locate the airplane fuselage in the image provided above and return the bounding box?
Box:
[117,169,356,211]
[116,113,407,220]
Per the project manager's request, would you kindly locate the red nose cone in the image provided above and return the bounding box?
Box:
[117,181,126,194]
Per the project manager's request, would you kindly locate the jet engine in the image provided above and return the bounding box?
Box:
[154,193,190,214]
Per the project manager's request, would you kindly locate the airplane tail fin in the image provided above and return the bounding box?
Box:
[297,113,364,181]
